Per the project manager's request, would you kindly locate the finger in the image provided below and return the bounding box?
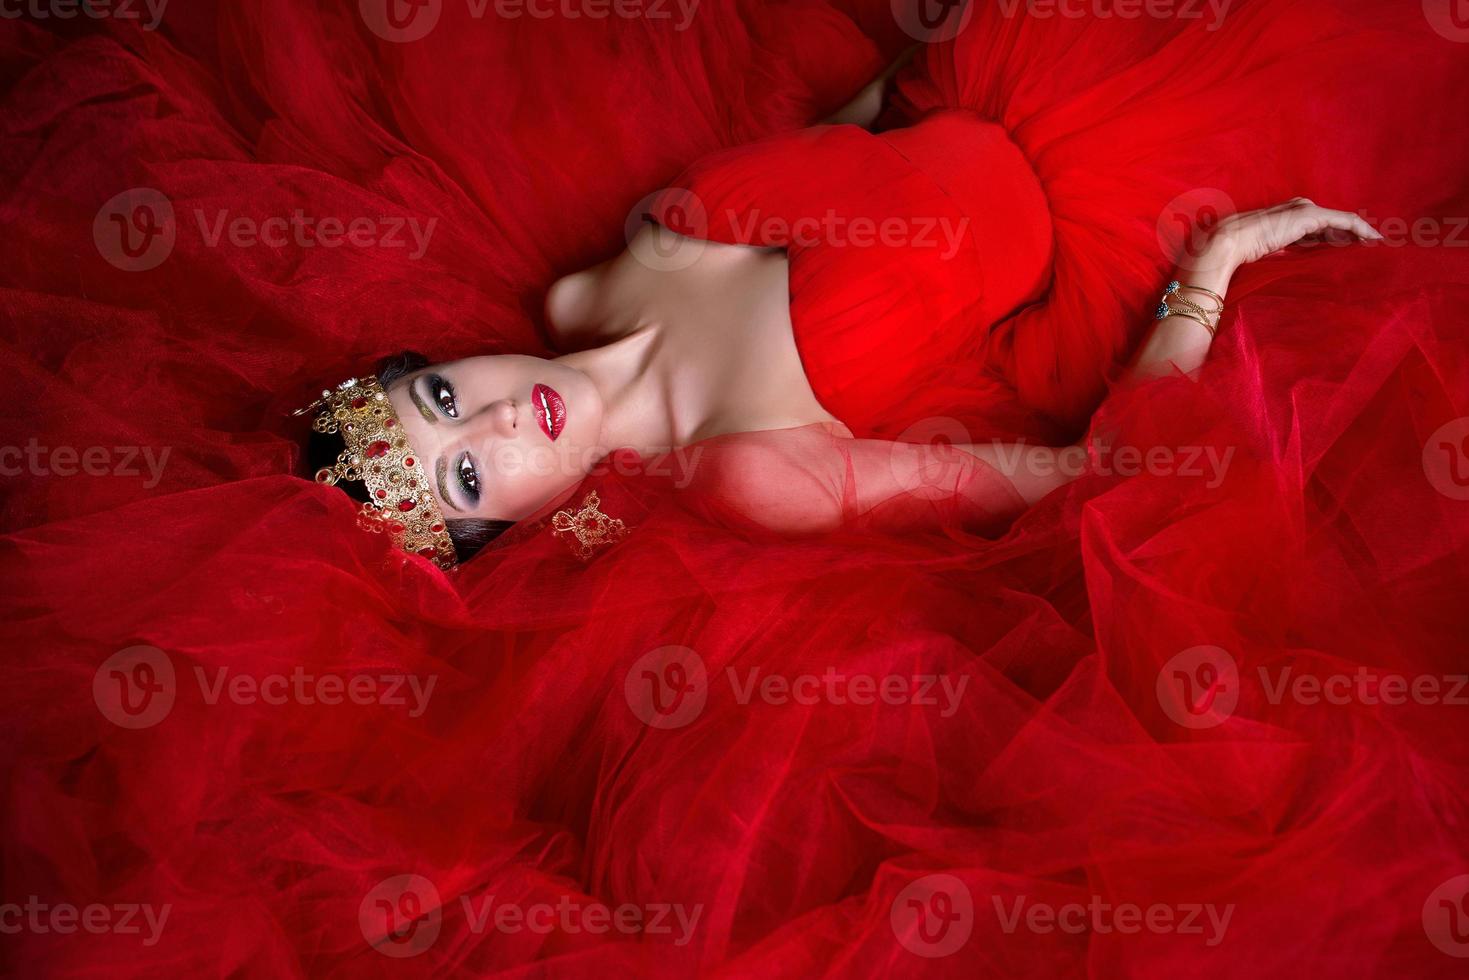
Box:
[1347,212,1384,240]
[1297,207,1383,242]
[1319,209,1383,241]
[1267,197,1313,213]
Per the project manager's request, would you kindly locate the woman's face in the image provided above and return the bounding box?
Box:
[385,355,605,522]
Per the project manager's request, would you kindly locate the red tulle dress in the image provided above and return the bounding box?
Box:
[3,2,1469,977]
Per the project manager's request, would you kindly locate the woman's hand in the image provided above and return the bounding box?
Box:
[1132,198,1380,384]
[1198,197,1383,274]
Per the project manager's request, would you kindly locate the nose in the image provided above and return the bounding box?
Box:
[475,398,518,439]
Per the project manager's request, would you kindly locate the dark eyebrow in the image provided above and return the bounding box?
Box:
[408,380,438,425]
[435,454,462,513]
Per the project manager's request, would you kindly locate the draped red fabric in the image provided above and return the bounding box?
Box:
[2,1,1469,976]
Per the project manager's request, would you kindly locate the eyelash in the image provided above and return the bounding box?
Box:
[429,374,459,419]
[428,374,481,504]
[456,453,480,504]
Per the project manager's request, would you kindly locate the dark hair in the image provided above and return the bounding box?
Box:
[304,351,513,563]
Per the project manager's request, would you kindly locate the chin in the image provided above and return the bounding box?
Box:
[543,271,597,337]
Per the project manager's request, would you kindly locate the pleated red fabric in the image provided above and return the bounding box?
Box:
[2,2,1468,977]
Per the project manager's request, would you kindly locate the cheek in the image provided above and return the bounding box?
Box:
[491,446,583,521]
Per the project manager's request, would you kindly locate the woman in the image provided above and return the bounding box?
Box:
[304,120,1379,566]
[5,2,1468,976]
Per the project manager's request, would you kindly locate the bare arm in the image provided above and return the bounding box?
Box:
[964,199,1384,505]
[716,202,1383,534]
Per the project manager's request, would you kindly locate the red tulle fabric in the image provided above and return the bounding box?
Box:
[2,1,1468,976]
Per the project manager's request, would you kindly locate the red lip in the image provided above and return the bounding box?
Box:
[532,383,566,441]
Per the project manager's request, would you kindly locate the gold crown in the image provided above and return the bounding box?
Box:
[294,376,457,570]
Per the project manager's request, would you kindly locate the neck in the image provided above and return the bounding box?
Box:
[556,326,673,456]
[545,229,788,453]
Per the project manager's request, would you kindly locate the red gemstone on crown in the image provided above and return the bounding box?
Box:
[365,440,391,458]
[351,397,367,409]
[375,489,387,499]
[397,499,416,512]
[430,523,444,533]
[417,547,437,558]
[385,419,396,428]
[404,457,415,467]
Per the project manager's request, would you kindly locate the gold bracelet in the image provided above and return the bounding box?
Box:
[1159,307,1217,337]
[1156,280,1223,333]
[1176,284,1225,309]
[1169,294,1219,322]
